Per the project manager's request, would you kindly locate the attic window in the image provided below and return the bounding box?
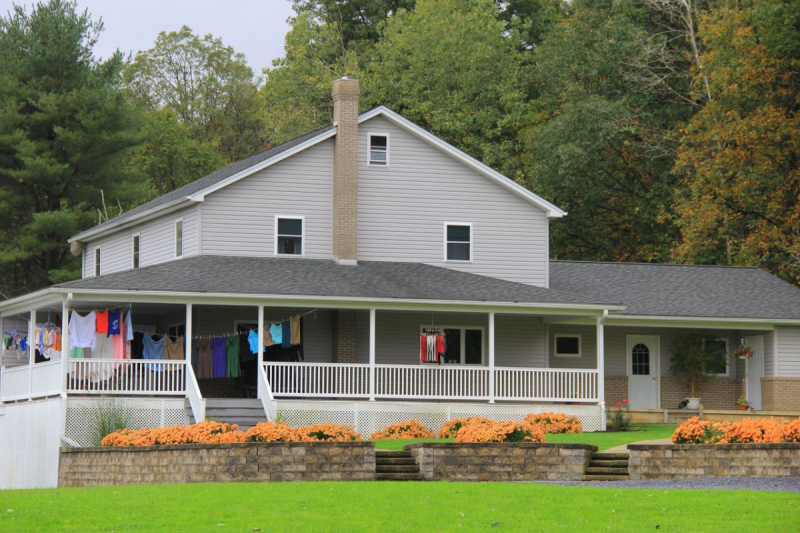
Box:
[445,223,472,262]
[368,134,388,166]
[275,216,304,256]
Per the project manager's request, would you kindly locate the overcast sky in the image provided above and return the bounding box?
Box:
[0,0,295,72]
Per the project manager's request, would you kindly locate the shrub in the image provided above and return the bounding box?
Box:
[724,418,786,444]
[784,419,800,442]
[607,400,632,431]
[297,424,361,442]
[370,420,435,440]
[672,417,729,444]
[456,420,545,443]
[101,421,245,447]
[101,428,154,447]
[91,399,132,446]
[438,417,494,438]
[244,421,300,442]
[524,412,583,434]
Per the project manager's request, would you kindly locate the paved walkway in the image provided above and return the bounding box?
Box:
[604,438,672,454]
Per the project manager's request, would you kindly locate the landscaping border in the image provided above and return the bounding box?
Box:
[405,442,596,482]
[58,442,376,486]
[628,442,800,479]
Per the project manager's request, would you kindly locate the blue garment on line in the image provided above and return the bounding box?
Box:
[281,320,291,349]
[248,330,259,355]
[142,334,165,371]
[211,337,227,378]
[269,323,282,345]
[107,308,121,337]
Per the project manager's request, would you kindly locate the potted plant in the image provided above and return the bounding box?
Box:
[670,332,729,410]
[734,343,754,359]
[737,395,750,411]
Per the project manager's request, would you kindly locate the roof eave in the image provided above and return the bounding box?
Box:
[68,197,193,243]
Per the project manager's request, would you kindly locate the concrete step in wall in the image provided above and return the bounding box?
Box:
[582,452,630,481]
[376,450,422,481]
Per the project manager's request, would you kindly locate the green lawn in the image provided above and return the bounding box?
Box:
[1,482,796,532]
[374,424,677,451]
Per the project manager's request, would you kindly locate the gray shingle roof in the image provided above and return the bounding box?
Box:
[56,256,615,307]
[550,260,800,319]
[70,125,335,241]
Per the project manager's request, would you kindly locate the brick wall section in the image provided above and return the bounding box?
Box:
[660,376,745,410]
[406,442,595,482]
[58,442,376,487]
[761,377,800,411]
[628,443,800,480]
[331,310,358,363]
[332,77,360,263]
[605,376,628,405]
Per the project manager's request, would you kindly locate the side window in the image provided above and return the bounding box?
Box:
[554,334,581,358]
[132,235,140,269]
[94,248,101,277]
[175,220,183,258]
[368,134,389,166]
[275,216,303,256]
[705,339,730,376]
[445,223,472,262]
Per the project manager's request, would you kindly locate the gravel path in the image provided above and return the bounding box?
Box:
[531,477,800,492]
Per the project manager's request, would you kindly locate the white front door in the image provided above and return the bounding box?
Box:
[627,335,660,409]
[745,335,765,411]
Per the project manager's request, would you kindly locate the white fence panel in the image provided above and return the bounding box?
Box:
[265,362,370,398]
[0,365,30,402]
[67,359,187,396]
[0,398,62,489]
[494,368,599,402]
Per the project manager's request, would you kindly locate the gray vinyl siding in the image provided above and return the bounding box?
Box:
[776,326,800,376]
[83,206,198,277]
[357,116,550,287]
[354,311,546,368]
[200,140,333,259]
[764,329,776,376]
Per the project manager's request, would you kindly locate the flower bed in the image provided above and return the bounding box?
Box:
[672,416,800,444]
[369,420,435,440]
[456,420,545,443]
[524,412,583,434]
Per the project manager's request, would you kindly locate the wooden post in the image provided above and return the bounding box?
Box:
[257,305,264,399]
[369,308,376,401]
[488,311,495,403]
[597,311,607,431]
[29,308,35,399]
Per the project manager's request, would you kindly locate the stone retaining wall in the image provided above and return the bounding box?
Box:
[406,442,595,482]
[59,442,376,487]
[628,443,800,480]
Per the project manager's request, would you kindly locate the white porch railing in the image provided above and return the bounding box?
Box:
[264,362,599,403]
[0,360,62,402]
[66,359,187,396]
[185,366,206,422]
[257,364,278,422]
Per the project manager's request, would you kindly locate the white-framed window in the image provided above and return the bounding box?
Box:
[444,223,472,262]
[132,234,140,269]
[554,334,582,358]
[175,219,183,258]
[275,215,304,256]
[368,133,389,167]
[419,325,484,365]
[94,247,101,277]
[704,338,730,376]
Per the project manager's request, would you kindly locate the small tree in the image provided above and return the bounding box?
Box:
[670,332,729,397]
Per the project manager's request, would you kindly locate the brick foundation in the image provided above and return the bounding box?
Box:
[331,310,358,363]
[629,443,800,479]
[761,377,800,411]
[58,442,376,486]
[660,376,745,410]
[605,376,628,405]
[406,442,595,482]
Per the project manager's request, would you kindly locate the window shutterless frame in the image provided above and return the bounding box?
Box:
[418,325,485,365]
[132,234,140,269]
[175,219,183,259]
[94,247,101,277]
[444,222,473,262]
[274,215,305,257]
[367,132,389,167]
[554,334,582,358]
[703,337,731,377]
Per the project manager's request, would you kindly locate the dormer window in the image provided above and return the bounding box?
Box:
[445,223,472,262]
[368,133,389,166]
[275,216,304,256]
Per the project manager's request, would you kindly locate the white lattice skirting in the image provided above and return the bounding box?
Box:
[65,397,191,447]
[0,398,62,490]
[275,400,604,436]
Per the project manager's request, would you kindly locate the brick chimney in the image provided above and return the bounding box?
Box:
[332,77,360,265]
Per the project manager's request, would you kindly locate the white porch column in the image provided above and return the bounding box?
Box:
[28,308,35,399]
[184,304,193,362]
[61,297,71,393]
[369,308,376,401]
[597,310,607,431]
[488,311,495,403]
[257,305,264,399]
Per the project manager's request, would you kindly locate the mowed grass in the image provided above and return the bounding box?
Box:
[1,482,797,532]
[374,424,677,451]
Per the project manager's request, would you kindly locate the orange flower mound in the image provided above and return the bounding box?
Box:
[524,412,583,434]
[101,421,245,447]
[101,428,155,447]
[456,420,545,443]
[244,421,300,442]
[672,417,729,444]
[725,418,786,444]
[784,419,800,442]
[438,417,494,438]
[370,420,435,440]
[297,424,361,442]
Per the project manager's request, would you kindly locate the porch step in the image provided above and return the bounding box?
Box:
[582,475,631,481]
[591,453,630,461]
[583,452,630,482]
[375,450,422,481]
[589,459,629,468]
[584,466,630,475]
[186,398,267,430]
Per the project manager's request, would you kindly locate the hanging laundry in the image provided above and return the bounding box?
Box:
[290,316,301,346]
[269,323,283,345]
[107,308,121,336]
[197,338,213,379]
[211,337,227,378]
[281,320,291,349]
[112,317,128,361]
[264,327,275,347]
[69,311,97,350]
[247,330,260,355]
[125,312,134,342]
[93,332,114,358]
[95,309,109,334]
[239,330,255,363]
[226,336,241,378]
[142,334,165,372]
[164,336,185,361]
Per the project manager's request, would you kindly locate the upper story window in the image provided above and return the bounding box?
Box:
[132,235,140,269]
[368,133,389,166]
[554,334,582,358]
[175,219,183,258]
[445,223,472,262]
[275,216,304,256]
[94,247,101,277]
